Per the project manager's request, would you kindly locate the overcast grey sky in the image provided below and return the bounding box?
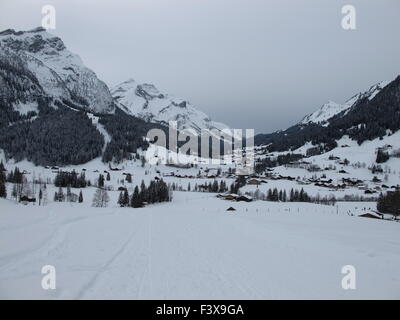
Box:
[1,0,399,133]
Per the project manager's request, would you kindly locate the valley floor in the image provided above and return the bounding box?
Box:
[0,192,399,299]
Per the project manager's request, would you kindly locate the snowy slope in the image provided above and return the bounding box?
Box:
[0,28,114,114]
[301,80,390,125]
[112,79,229,133]
[1,192,399,299]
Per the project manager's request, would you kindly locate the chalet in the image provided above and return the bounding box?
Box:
[247,178,261,186]
[117,186,127,191]
[19,196,36,203]
[218,193,253,202]
[319,178,333,184]
[342,178,363,185]
[219,194,238,201]
[359,212,383,219]
[226,207,236,211]
[236,195,253,202]
[277,175,296,181]
[163,172,175,177]
[166,163,191,169]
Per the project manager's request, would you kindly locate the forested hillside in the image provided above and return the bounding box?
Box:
[255,76,400,153]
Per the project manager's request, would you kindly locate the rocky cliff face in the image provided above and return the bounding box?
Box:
[0,27,114,114]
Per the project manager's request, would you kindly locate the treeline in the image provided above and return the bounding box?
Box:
[255,153,303,173]
[0,47,43,127]
[247,187,336,205]
[255,76,400,153]
[5,166,23,184]
[265,188,311,202]
[99,108,162,163]
[118,179,171,208]
[54,186,83,203]
[182,180,229,193]
[54,171,90,188]
[377,191,400,217]
[0,102,104,166]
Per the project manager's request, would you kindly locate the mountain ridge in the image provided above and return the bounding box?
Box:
[112,78,230,133]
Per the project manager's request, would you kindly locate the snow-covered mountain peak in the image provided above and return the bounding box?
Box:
[0,27,114,114]
[112,79,229,133]
[300,80,390,126]
[300,100,347,126]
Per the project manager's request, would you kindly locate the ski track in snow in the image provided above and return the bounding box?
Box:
[1,192,400,299]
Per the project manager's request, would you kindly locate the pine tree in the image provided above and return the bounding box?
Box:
[123,189,129,206]
[272,188,279,201]
[376,149,390,163]
[66,186,72,202]
[106,172,111,181]
[267,189,273,201]
[131,186,142,208]
[0,163,6,198]
[140,180,146,202]
[38,188,42,205]
[126,173,132,183]
[98,174,105,188]
[78,190,83,203]
[283,190,287,202]
[118,191,124,207]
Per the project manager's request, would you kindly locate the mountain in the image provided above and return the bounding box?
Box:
[0,27,229,166]
[300,81,390,126]
[112,78,229,133]
[0,28,161,166]
[255,77,400,154]
[0,27,114,114]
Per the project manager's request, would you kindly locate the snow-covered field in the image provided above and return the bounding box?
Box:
[1,191,399,299]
